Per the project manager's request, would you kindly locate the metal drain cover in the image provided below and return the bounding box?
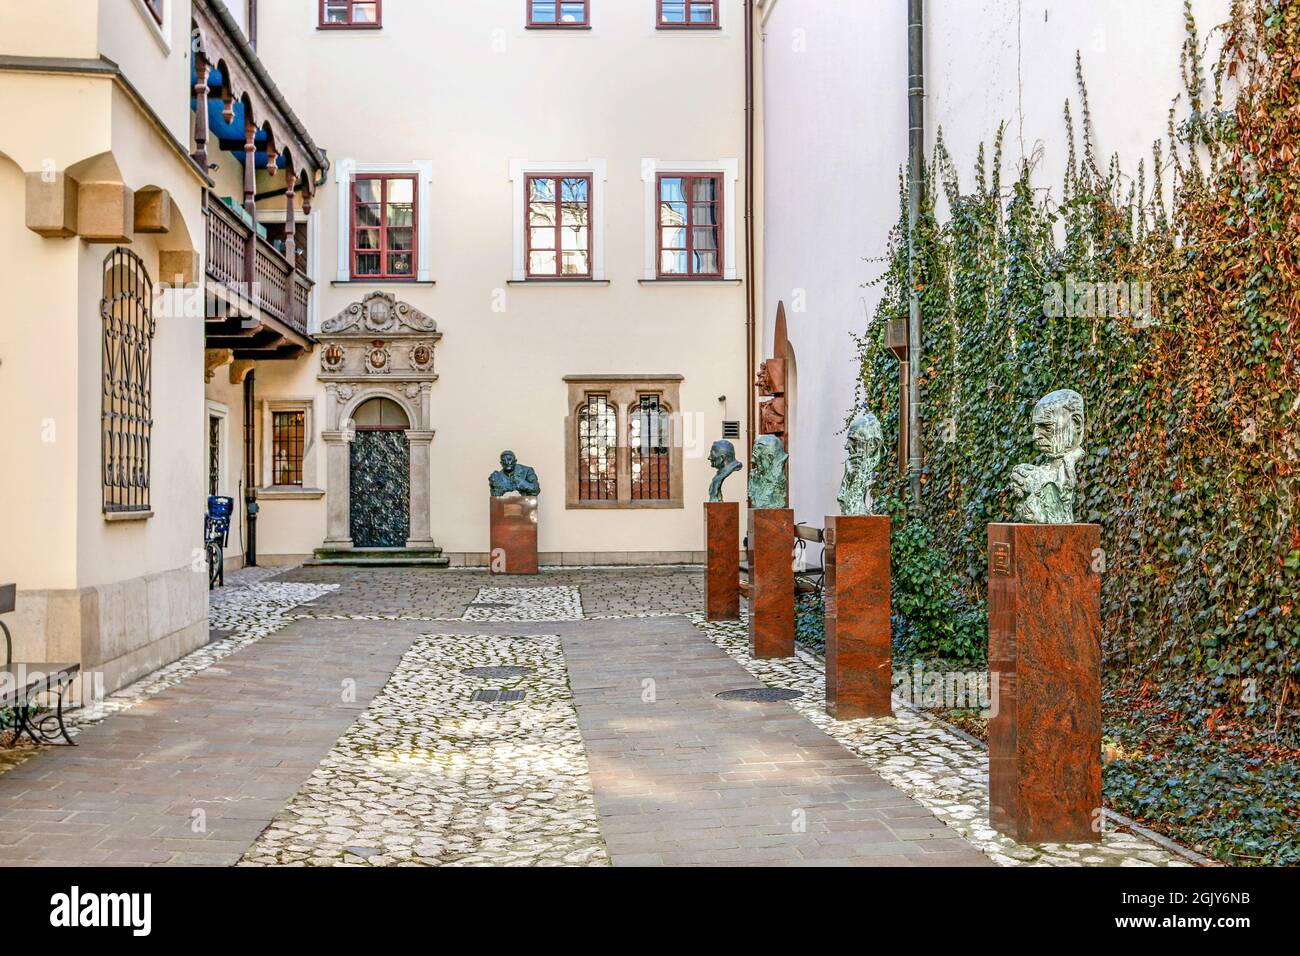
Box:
[472,689,526,703]
[463,666,534,679]
[716,687,803,702]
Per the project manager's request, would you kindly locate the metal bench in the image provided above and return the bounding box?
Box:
[739,522,825,600]
[0,583,79,747]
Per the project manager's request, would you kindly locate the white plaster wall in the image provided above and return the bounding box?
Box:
[760,0,1233,528]
[248,0,751,558]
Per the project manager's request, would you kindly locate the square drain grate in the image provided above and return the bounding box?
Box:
[472,689,526,703]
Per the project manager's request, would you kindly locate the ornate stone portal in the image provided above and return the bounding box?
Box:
[317,292,442,550]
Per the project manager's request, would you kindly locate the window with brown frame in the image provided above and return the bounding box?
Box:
[320,0,381,28]
[271,411,305,486]
[528,1,589,27]
[658,0,718,28]
[143,0,163,24]
[577,394,617,500]
[351,175,416,279]
[630,394,671,500]
[657,173,722,278]
[526,175,592,278]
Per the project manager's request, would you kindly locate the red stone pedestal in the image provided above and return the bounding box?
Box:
[824,515,892,719]
[704,502,740,620]
[489,495,539,575]
[747,508,795,658]
[987,522,1102,843]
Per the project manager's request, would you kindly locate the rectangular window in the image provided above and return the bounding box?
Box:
[321,0,381,28]
[351,175,416,279]
[658,1,717,27]
[526,175,592,278]
[272,411,305,486]
[657,173,722,278]
[528,1,589,27]
[143,0,164,24]
[630,394,671,500]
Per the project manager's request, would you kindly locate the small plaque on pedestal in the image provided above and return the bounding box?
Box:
[824,514,892,719]
[987,522,1102,843]
[489,495,539,574]
[747,507,795,659]
[704,502,740,620]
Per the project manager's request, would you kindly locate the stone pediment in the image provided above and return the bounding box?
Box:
[320,291,439,338]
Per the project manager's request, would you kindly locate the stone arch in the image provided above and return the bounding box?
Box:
[338,384,423,434]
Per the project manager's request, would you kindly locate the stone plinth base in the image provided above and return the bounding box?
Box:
[704,502,740,621]
[747,507,794,658]
[489,495,539,575]
[824,514,892,719]
[988,522,1102,843]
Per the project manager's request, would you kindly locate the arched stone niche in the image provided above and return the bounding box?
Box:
[318,292,442,550]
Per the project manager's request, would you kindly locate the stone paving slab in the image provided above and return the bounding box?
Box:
[0,618,417,866]
[560,615,992,867]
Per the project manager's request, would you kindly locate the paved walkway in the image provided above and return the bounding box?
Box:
[0,565,1191,866]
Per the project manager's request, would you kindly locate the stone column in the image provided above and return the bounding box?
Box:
[321,430,353,548]
[406,430,436,549]
[747,507,795,658]
[987,522,1102,843]
[704,501,740,620]
[824,514,892,719]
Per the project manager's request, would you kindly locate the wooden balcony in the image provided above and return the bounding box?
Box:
[204,192,313,359]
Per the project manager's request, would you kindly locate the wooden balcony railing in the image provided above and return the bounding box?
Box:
[205,193,313,338]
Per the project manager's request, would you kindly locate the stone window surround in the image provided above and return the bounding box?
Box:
[510,159,608,281]
[259,398,323,498]
[641,158,739,281]
[563,374,684,510]
[334,160,434,283]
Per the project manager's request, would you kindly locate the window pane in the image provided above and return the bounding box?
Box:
[692,227,718,251]
[561,202,588,226]
[530,226,556,251]
[529,250,557,275]
[562,250,589,275]
[690,2,716,23]
[531,1,557,24]
[659,201,687,227]
[691,204,719,226]
[661,227,687,250]
[560,2,587,24]
[691,177,718,202]
[693,251,719,274]
[355,204,381,228]
[660,1,686,23]
[659,177,686,203]
[387,252,413,275]
[387,227,413,251]
[386,203,413,228]
[353,2,378,24]
[355,252,381,275]
[529,201,556,226]
[354,179,380,203]
[387,178,413,204]
[561,226,589,251]
[529,178,555,202]
[561,179,589,203]
[354,228,380,250]
[660,250,687,275]
[324,1,349,24]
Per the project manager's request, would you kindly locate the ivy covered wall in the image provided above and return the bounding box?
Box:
[855,0,1298,732]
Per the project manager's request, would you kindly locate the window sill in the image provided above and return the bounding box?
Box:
[507,279,610,286]
[257,487,325,500]
[104,510,153,522]
[317,24,383,31]
[566,500,683,510]
[639,278,741,285]
[331,279,434,287]
[656,24,722,31]
[526,25,593,31]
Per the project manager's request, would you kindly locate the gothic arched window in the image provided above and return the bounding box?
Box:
[577,393,617,500]
[630,394,671,500]
[101,248,155,515]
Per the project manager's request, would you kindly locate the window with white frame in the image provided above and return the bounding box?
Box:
[510,160,607,281]
[641,159,739,280]
[334,160,433,282]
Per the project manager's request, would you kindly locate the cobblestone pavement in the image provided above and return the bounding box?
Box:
[240,631,606,866]
[0,565,1198,866]
[691,614,1193,867]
